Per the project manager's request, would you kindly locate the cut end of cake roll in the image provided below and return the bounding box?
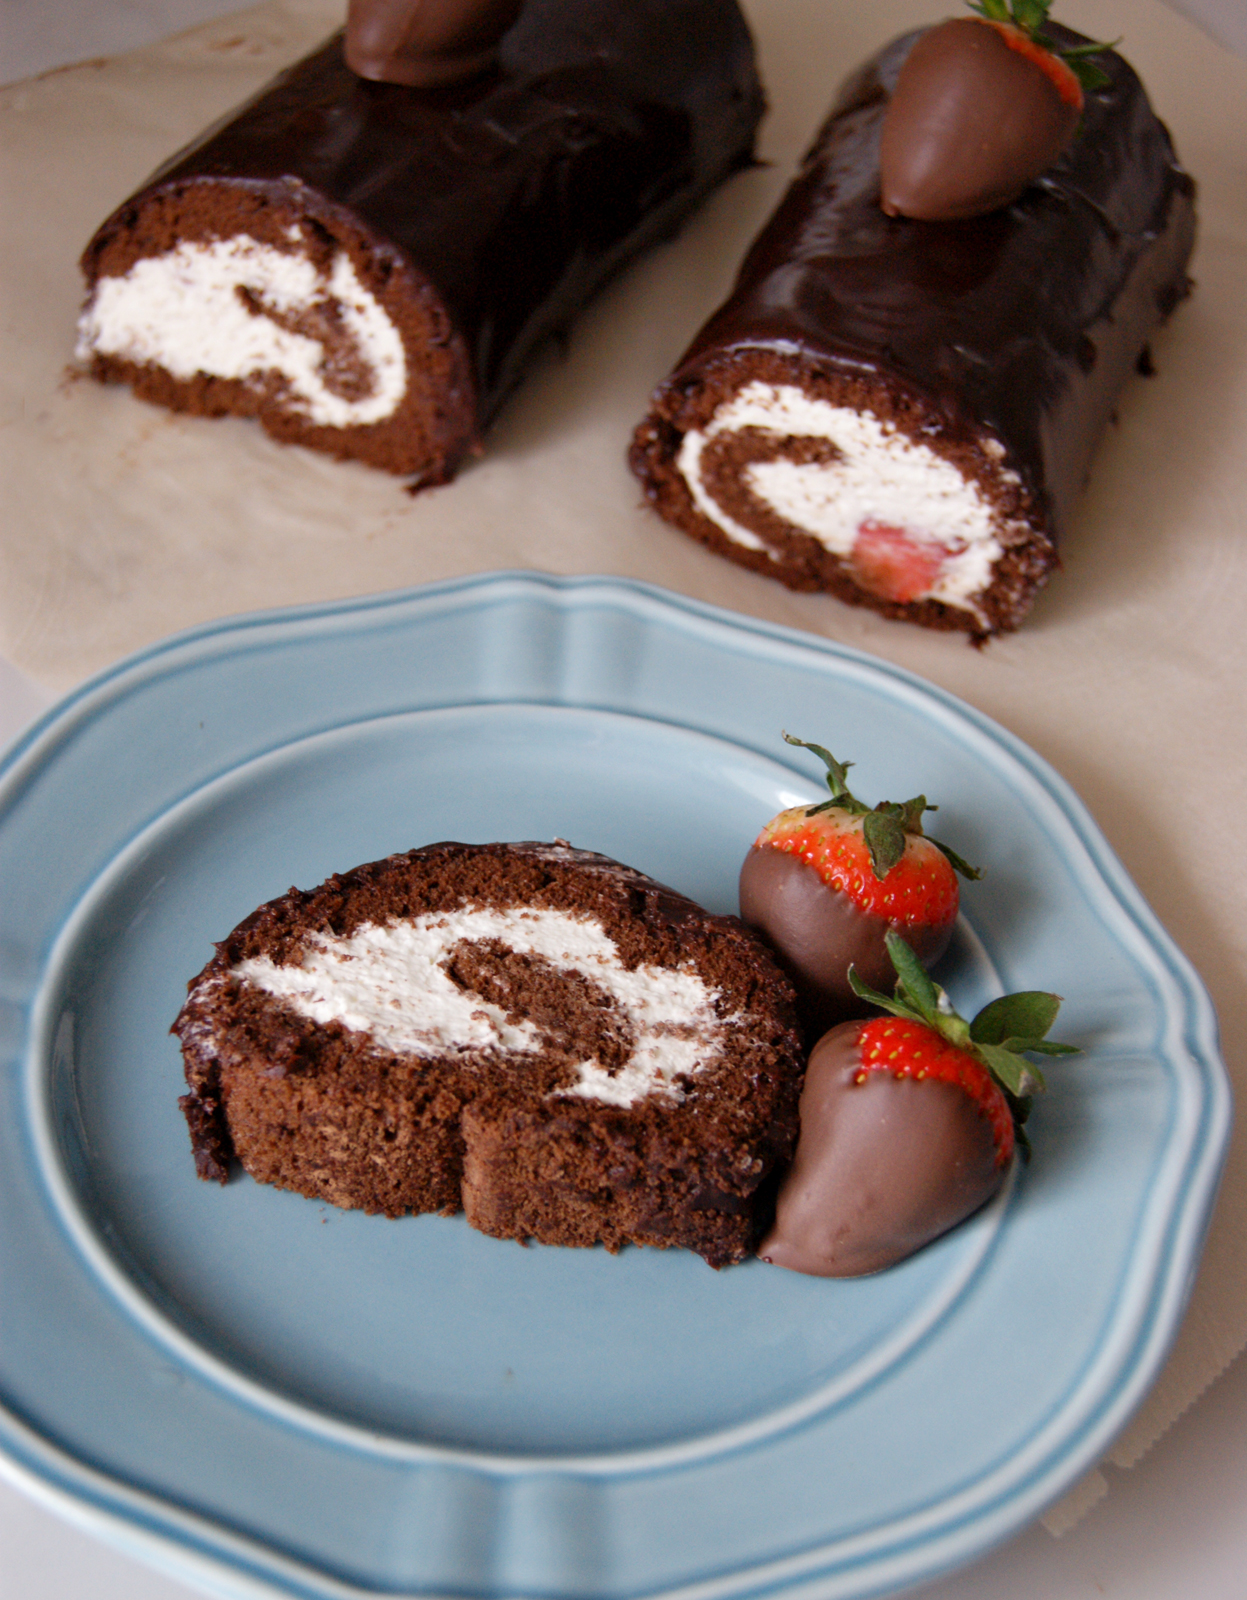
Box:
[78,178,477,485]
[631,348,1057,639]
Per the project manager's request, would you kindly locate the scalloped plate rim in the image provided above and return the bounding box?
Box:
[0,571,1231,1600]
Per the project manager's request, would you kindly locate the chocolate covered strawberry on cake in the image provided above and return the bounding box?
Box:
[630,3,1195,637]
[174,841,804,1268]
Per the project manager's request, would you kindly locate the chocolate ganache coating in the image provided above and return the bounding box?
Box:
[630,24,1195,636]
[758,1020,1005,1277]
[80,0,764,484]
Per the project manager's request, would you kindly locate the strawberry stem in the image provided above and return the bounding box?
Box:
[783,735,862,811]
[782,733,982,883]
[964,0,1117,91]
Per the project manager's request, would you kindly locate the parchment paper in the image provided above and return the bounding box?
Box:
[2,0,1245,1533]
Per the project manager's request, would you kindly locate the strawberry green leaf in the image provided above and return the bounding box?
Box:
[859,935,1075,1125]
[783,733,869,815]
[971,991,1063,1046]
[862,810,907,879]
[1012,0,1052,33]
[778,734,979,876]
[939,1010,974,1052]
[1043,36,1116,91]
[1004,1038,1081,1057]
[1060,37,1120,58]
[976,1041,1045,1097]
[967,0,1054,31]
[783,733,852,796]
[934,840,982,882]
[963,0,1116,84]
[1064,54,1112,91]
[884,932,941,1024]
[847,965,912,1015]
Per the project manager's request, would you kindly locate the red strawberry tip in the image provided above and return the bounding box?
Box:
[848,930,1079,1120]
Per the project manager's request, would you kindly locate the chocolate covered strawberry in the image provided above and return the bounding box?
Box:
[759,932,1076,1277]
[739,735,978,1040]
[880,2,1116,222]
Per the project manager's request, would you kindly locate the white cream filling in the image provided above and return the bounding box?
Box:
[233,906,725,1108]
[76,234,407,428]
[677,382,1016,616]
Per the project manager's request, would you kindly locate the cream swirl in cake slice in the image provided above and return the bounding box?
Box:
[77,232,408,429]
[175,840,804,1264]
[676,381,1028,628]
[233,905,725,1108]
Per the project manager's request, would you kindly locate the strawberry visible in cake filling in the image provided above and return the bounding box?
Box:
[76,233,407,428]
[850,521,957,604]
[676,381,1020,622]
[232,905,726,1108]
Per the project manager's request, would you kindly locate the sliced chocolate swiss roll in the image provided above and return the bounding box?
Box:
[77,0,764,487]
[174,841,805,1268]
[630,24,1195,638]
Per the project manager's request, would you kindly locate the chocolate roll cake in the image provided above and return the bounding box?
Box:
[630,23,1196,637]
[174,841,804,1268]
[77,0,764,486]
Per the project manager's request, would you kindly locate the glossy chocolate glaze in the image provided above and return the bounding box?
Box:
[880,19,1080,220]
[82,0,763,473]
[639,25,1194,620]
[739,845,952,1042]
[345,0,523,87]
[758,1021,1005,1277]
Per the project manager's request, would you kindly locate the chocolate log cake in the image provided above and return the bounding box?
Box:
[174,841,804,1269]
[77,0,764,487]
[630,23,1196,638]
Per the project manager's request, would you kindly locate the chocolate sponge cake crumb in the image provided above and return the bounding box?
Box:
[174,841,804,1268]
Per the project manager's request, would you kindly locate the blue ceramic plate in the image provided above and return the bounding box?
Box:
[0,575,1229,1600]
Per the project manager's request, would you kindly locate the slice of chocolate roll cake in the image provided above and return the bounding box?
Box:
[630,15,1195,638]
[174,841,804,1268]
[76,0,764,487]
